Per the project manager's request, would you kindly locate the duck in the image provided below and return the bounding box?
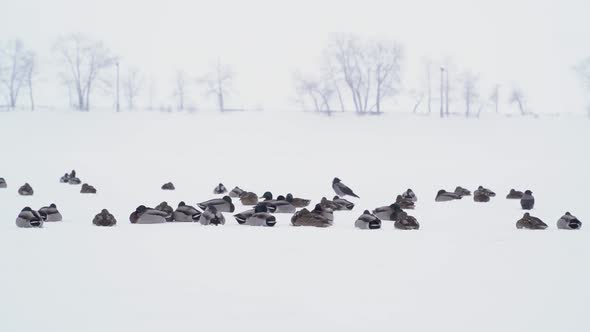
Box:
[373,203,406,221]
[68,177,81,185]
[155,201,174,221]
[473,186,495,202]
[161,182,175,190]
[234,208,255,224]
[395,215,420,230]
[516,213,547,229]
[266,195,296,213]
[435,190,462,202]
[520,190,534,210]
[172,201,201,222]
[18,183,34,196]
[396,195,415,209]
[80,183,97,194]
[199,205,225,226]
[291,205,333,227]
[241,204,277,227]
[129,205,168,224]
[506,189,524,199]
[332,177,360,198]
[557,212,582,230]
[198,196,235,213]
[93,209,117,227]
[239,191,259,206]
[229,186,245,198]
[454,186,471,197]
[39,203,63,222]
[59,173,70,183]
[320,197,340,211]
[332,196,354,210]
[355,210,381,230]
[0,177,6,188]
[213,183,227,194]
[401,189,417,202]
[16,207,44,228]
[285,193,310,208]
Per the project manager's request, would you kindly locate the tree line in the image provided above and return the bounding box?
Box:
[1,34,589,116]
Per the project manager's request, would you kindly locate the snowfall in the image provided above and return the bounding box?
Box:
[0,110,588,332]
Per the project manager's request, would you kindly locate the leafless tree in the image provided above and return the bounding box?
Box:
[123,67,142,110]
[173,70,187,111]
[294,73,334,115]
[461,71,479,118]
[509,87,526,115]
[326,35,403,113]
[199,61,234,111]
[0,40,33,109]
[54,34,115,111]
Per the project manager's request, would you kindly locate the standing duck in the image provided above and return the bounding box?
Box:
[93,209,117,227]
[172,201,201,222]
[355,210,381,230]
[198,196,235,213]
[39,203,63,222]
[16,207,44,228]
[199,205,225,226]
[520,190,535,210]
[557,212,582,230]
[516,213,547,230]
[213,183,228,194]
[332,177,360,198]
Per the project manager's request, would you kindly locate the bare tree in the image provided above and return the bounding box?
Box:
[509,87,526,115]
[294,73,334,115]
[461,71,479,118]
[123,67,142,110]
[326,35,403,113]
[54,34,115,111]
[199,61,234,111]
[0,40,32,109]
[173,70,187,111]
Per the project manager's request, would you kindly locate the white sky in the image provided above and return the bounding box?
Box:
[1,0,590,113]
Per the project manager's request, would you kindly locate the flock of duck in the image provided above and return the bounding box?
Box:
[1,172,583,231]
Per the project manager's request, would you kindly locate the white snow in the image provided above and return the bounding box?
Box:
[0,110,589,332]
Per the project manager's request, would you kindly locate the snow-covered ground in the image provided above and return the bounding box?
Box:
[1,110,589,332]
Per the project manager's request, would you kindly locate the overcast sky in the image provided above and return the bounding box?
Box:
[2,0,590,113]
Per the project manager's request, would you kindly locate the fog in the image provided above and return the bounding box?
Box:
[2,0,590,113]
